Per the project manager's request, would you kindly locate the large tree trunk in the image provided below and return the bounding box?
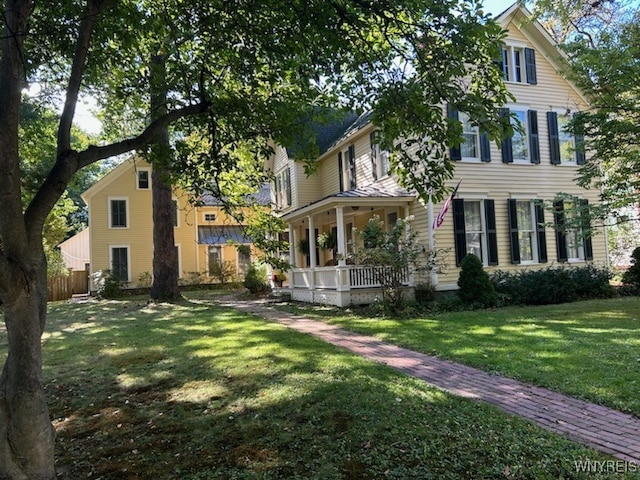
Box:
[0,0,56,477]
[149,53,180,301]
[0,263,55,479]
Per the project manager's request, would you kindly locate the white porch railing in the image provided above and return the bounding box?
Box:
[291,265,410,290]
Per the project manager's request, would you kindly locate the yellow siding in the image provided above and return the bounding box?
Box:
[86,158,261,289]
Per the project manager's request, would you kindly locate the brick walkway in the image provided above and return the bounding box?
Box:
[222,299,640,464]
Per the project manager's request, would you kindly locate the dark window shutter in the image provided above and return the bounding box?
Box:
[348,144,356,189]
[528,110,540,164]
[447,104,462,161]
[574,114,586,165]
[370,131,378,181]
[534,200,548,263]
[485,199,499,266]
[500,108,513,163]
[480,131,491,162]
[525,47,537,85]
[286,167,292,206]
[508,199,521,264]
[554,200,568,262]
[338,152,344,192]
[580,198,593,260]
[453,199,466,267]
[547,112,561,165]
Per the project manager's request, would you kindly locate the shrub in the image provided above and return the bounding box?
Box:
[491,265,613,306]
[91,270,126,299]
[457,254,498,308]
[243,262,271,295]
[622,247,640,292]
[209,260,236,284]
[414,283,435,306]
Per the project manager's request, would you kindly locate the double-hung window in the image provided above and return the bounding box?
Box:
[547,112,586,165]
[501,108,540,164]
[452,199,498,267]
[338,145,356,192]
[110,246,129,282]
[553,199,593,262]
[447,106,491,162]
[109,198,128,228]
[508,199,548,264]
[370,131,390,180]
[137,168,151,190]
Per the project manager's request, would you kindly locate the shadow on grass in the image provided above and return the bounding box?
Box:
[31,296,626,478]
[278,298,640,416]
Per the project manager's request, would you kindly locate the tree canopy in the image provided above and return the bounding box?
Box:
[0,0,511,476]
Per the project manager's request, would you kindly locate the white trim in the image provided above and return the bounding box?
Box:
[108,244,131,283]
[136,167,152,190]
[108,197,129,229]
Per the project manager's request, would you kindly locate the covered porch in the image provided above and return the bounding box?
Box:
[281,185,416,307]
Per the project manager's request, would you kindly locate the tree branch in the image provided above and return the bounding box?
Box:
[77,101,209,168]
[57,0,110,154]
[24,101,209,243]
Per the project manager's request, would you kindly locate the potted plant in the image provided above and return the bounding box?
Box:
[317,230,338,264]
[271,272,287,287]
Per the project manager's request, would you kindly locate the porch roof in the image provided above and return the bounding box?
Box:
[197,226,251,245]
[280,184,416,222]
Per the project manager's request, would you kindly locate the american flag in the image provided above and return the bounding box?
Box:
[432,180,461,230]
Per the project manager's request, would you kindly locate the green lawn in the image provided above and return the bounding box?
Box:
[0,293,631,478]
[277,296,640,416]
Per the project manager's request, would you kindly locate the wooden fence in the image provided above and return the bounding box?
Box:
[47,270,88,302]
[47,275,73,302]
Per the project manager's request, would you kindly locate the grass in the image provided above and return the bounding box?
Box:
[276,296,640,417]
[0,291,632,478]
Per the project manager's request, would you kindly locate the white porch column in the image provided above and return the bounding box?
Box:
[308,215,316,290]
[335,205,346,266]
[288,223,295,267]
[427,196,438,288]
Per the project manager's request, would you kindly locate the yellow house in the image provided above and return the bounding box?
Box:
[81,157,269,290]
[268,4,608,306]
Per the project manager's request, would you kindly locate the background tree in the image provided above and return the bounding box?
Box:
[0,0,511,476]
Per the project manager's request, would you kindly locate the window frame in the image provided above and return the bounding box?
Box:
[109,245,130,282]
[553,199,593,263]
[136,167,151,190]
[508,199,547,265]
[108,197,129,229]
[203,212,217,223]
[207,245,222,275]
[237,246,251,275]
[453,198,498,267]
[501,44,537,85]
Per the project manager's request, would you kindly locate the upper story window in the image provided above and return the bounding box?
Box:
[274,167,292,209]
[137,168,151,190]
[204,213,217,222]
[447,105,491,162]
[338,144,356,192]
[501,45,537,85]
[547,112,586,165]
[109,198,128,228]
[500,108,540,164]
[370,131,390,181]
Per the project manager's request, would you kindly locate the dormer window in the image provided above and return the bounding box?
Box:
[501,45,537,85]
